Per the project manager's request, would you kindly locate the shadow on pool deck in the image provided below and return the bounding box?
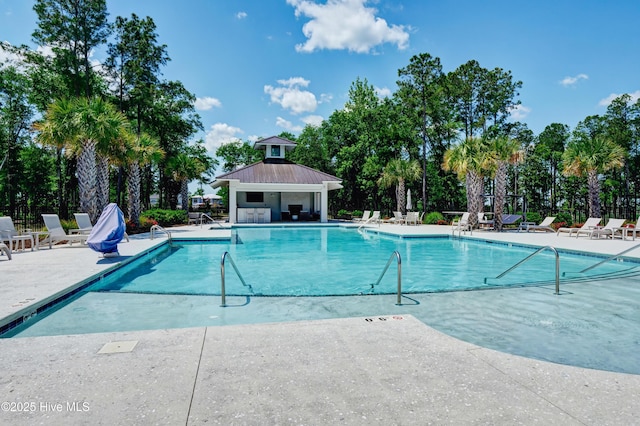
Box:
[1,224,639,424]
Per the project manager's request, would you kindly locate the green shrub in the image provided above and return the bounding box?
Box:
[555,212,572,225]
[524,211,542,224]
[351,209,363,218]
[424,212,444,224]
[60,219,76,234]
[141,209,187,226]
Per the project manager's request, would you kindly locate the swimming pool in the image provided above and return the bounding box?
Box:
[67,227,635,297]
[4,227,640,374]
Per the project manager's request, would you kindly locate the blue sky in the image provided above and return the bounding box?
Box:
[2,0,640,161]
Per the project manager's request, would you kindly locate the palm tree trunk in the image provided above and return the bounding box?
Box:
[78,139,98,222]
[494,162,508,231]
[181,179,189,212]
[467,171,483,227]
[127,162,141,227]
[96,154,110,216]
[588,169,601,217]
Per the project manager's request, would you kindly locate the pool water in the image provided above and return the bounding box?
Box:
[90,227,633,296]
[5,227,640,375]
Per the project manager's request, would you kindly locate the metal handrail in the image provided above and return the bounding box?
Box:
[577,242,640,274]
[371,250,402,305]
[150,224,172,241]
[484,245,560,294]
[358,215,380,231]
[220,251,252,307]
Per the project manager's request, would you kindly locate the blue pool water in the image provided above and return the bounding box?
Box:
[88,227,632,297]
[5,227,640,375]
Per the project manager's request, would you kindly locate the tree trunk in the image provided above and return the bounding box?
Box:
[78,139,97,222]
[96,154,110,216]
[466,171,483,227]
[127,162,141,227]
[181,179,189,212]
[494,162,508,231]
[587,169,601,218]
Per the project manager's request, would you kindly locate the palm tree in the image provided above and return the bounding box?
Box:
[377,158,422,214]
[485,136,524,231]
[442,137,488,227]
[126,132,164,226]
[562,134,625,218]
[35,97,128,222]
[94,109,132,216]
[167,153,205,212]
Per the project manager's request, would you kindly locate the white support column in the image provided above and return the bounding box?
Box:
[228,181,238,224]
[320,183,329,223]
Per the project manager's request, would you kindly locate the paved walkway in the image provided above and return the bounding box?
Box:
[1,223,639,425]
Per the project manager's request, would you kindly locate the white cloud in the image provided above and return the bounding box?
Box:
[560,73,588,87]
[598,90,640,107]
[236,11,247,19]
[375,86,391,98]
[276,116,303,132]
[287,0,410,53]
[509,104,531,121]
[301,114,324,127]
[195,96,222,110]
[264,77,318,114]
[204,123,244,153]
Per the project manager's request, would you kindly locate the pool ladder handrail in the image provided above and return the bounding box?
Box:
[484,245,560,295]
[371,250,402,305]
[199,213,225,228]
[220,251,252,307]
[575,242,640,274]
[150,224,172,241]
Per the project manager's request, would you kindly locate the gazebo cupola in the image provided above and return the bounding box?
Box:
[254,136,297,160]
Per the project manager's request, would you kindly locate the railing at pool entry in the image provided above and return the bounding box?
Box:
[574,242,640,274]
[370,250,403,305]
[220,251,253,307]
[484,245,560,295]
[150,224,172,241]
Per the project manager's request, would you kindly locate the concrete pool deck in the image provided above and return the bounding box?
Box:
[1,223,639,425]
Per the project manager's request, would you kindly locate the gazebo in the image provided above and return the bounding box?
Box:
[210,136,342,223]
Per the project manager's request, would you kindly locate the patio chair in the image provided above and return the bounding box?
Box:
[478,212,494,229]
[41,214,89,248]
[585,218,627,239]
[405,211,419,226]
[556,217,601,237]
[385,211,405,224]
[451,212,471,235]
[0,242,11,260]
[71,213,94,234]
[613,216,640,240]
[0,216,34,252]
[353,210,371,222]
[359,211,380,226]
[519,216,556,232]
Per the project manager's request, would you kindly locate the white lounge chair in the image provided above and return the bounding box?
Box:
[452,212,471,235]
[613,217,640,240]
[405,211,419,226]
[585,218,627,239]
[556,217,601,237]
[0,216,34,252]
[41,214,89,248]
[353,210,371,222]
[71,213,94,234]
[519,216,556,232]
[385,211,405,225]
[0,241,11,260]
[359,211,380,227]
